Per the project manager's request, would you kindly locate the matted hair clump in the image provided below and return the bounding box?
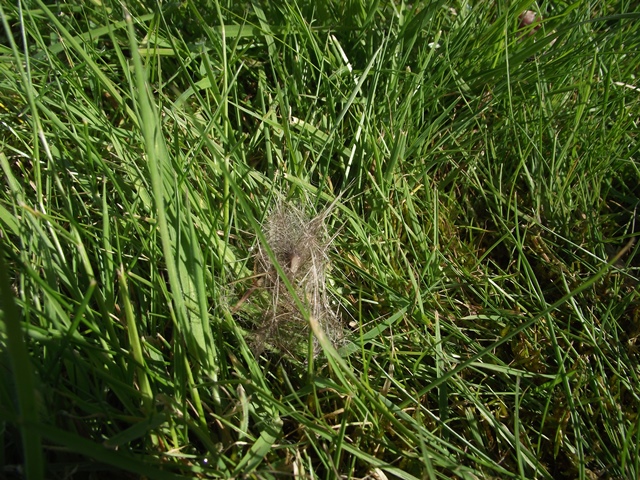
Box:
[252,198,343,358]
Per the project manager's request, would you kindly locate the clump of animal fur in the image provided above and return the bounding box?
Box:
[251,198,342,358]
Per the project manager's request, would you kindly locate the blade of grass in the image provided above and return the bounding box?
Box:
[0,243,44,480]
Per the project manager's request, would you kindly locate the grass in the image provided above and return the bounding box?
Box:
[0,0,639,478]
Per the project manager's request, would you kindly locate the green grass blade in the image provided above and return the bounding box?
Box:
[0,244,43,480]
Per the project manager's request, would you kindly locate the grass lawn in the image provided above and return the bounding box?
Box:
[1,1,639,478]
